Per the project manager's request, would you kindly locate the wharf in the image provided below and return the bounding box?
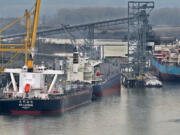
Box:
[121,73,144,88]
[121,72,162,88]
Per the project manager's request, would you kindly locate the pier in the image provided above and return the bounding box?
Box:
[121,73,144,88]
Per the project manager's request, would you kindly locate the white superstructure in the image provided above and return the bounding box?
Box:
[66,57,99,83]
[3,65,64,99]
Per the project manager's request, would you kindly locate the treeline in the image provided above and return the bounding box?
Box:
[1,7,180,35]
[45,7,180,26]
[150,8,180,26]
[46,7,127,25]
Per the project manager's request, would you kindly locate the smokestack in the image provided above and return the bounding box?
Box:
[73,47,79,73]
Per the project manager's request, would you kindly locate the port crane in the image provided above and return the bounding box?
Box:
[0,0,41,72]
[127,1,154,75]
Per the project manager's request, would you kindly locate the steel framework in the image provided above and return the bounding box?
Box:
[1,16,134,60]
[128,1,154,76]
[2,17,133,41]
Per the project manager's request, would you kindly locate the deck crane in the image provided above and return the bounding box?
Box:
[0,0,41,72]
[27,0,41,72]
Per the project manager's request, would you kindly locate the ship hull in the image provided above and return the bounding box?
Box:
[151,57,180,80]
[92,74,121,98]
[0,89,92,115]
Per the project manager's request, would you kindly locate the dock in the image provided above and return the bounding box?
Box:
[121,73,143,88]
[121,72,163,88]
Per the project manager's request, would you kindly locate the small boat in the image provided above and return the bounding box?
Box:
[143,73,162,88]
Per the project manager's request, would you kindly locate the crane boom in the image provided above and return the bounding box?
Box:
[27,0,41,71]
[0,0,41,72]
[31,0,41,50]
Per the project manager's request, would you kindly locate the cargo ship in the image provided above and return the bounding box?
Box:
[0,0,95,114]
[92,74,121,98]
[151,44,180,80]
[92,56,121,98]
[0,48,93,115]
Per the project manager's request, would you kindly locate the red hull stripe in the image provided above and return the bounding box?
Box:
[152,66,180,80]
[62,90,90,99]
[10,101,90,115]
[95,83,121,97]
[11,111,41,115]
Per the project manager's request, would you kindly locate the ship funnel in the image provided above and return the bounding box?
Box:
[27,54,34,72]
[73,47,79,73]
[73,47,79,64]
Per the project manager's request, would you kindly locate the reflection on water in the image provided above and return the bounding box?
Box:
[1,83,180,135]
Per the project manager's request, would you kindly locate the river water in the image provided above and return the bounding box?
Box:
[1,82,180,135]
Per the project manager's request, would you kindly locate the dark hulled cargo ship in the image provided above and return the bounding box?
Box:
[92,57,121,98]
[92,74,121,97]
[0,48,93,115]
[0,0,94,114]
[0,64,92,115]
[0,89,91,115]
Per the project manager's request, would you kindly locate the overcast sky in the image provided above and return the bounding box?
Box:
[0,0,179,17]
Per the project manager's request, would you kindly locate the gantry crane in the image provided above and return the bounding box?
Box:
[0,0,41,72]
[127,1,154,76]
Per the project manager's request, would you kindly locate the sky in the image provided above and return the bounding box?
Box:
[0,0,180,17]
